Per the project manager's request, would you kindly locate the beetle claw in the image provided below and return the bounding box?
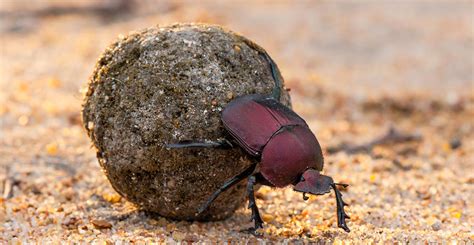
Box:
[247,175,265,230]
[196,206,206,215]
[335,183,349,188]
[251,216,264,228]
[241,227,263,237]
[338,223,351,233]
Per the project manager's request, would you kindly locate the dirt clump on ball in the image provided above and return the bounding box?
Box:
[82,23,291,220]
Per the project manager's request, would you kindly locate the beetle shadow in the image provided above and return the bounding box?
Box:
[135,209,259,237]
[104,207,349,241]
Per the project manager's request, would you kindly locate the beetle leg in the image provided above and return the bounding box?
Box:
[241,39,283,101]
[165,139,233,149]
[197,163,256,214]
[260,52,283,101]
[331,183,351,232]
[247,175,264,230]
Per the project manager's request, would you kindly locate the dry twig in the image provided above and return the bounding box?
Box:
[2,166,14,199]
[328,126,422,154]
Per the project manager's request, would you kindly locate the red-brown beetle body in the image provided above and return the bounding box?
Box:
[222,95,323,187]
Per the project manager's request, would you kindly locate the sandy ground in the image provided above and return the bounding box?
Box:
[0,0,473,243]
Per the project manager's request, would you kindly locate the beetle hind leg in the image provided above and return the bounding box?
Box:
[197,163,257,215]
[247,175,264,230]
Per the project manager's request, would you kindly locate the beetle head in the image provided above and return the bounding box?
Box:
[294,168,351,232]
[293,169,333,195]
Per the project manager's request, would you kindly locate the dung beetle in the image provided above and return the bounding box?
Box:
[166,44,350,233]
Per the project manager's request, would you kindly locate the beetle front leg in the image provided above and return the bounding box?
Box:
[331,183,350,232]
[165,139,233,149]
[247,175,264,230]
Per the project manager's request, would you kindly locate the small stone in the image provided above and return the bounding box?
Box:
[62,188,75,201]
[18,115,29,126]
[172,231,186,241]
[226,91,234,100]
[166,223,177,232]
[46,142,58,155]
[184,234,198,242]
[262,214,274,223]
[417,188,431,200]
[149,217,168,227]
[102,193,122,204]
[91,219,112,229]
[431,220,442,231]
[449,138,462,149]
[233,44,241,52]
[62,217,80,229]
[87,121,94,130]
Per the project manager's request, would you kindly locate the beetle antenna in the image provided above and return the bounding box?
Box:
[331,183,350,232]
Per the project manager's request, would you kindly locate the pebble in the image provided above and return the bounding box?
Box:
[431,221,442,231]
[172,231,186,241]
[91,219,113,229]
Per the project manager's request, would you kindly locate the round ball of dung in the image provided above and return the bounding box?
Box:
[82,23,291,221]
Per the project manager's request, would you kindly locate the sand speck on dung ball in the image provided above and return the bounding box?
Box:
[82,23,290,220]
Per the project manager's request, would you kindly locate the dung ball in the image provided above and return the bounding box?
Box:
[82,23,291,220]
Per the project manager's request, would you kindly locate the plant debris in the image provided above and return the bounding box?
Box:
[327,127,422,154]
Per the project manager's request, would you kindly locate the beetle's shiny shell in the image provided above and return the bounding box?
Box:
[222,95,324,187]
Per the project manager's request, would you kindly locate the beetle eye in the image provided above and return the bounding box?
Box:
[293,174,305,186]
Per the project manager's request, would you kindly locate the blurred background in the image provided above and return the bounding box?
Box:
[1,1,472,98]
[0,0,472,242]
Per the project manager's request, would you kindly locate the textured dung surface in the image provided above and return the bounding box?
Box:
[81,23,290,220]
